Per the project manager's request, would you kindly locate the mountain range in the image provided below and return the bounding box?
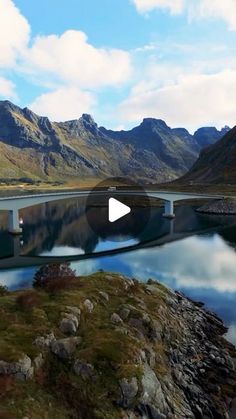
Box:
[0,100,230,184]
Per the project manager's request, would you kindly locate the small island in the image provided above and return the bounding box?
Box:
[0,264,235,418]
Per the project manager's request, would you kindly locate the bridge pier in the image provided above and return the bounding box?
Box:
[163,200,175,219]
[8,209,22,235]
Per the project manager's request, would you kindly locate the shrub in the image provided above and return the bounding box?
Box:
[33,263,78,294]
[0,285,9,296]
[16,290,41,311]
[0,375,15,399]
[48,371,97,418]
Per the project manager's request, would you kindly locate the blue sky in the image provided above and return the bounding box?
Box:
[1,0,236,131]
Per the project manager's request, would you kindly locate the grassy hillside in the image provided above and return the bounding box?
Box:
[0,269,235,418]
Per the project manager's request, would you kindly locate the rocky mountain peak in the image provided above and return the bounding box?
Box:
[141,118,169,131]
[0,100,22,114]
[81,113,96,126]
[193,126,231,148]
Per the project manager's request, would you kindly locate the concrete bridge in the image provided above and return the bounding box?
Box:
[0,190,224,234]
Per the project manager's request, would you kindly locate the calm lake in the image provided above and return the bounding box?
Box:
[1,197,236,348]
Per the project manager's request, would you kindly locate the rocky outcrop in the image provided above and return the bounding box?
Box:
[0,355,34,381]
[119,377,139,408]
[51,337,81,359]
[59,306,81,335]
[197,198,236,214]
[34,331,56,350]
[60,315,79,335]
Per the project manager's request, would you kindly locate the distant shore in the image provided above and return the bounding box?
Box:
[197,198,236,215]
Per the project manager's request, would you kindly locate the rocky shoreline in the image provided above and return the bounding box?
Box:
[0,271,236,418]
[197,198,236,215]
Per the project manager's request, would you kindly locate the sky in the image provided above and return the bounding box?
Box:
[1,0,236,132]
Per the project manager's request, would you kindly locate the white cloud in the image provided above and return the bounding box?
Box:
[0,77,17,99]
[0,2,132,120]
[71,259,99,276]
[132,0,236,30]
[24,28,132,119]
[132,0,184,14]
[119,69,236,131]
[25,30,132,89]
[30,87,96,121]
[196,0,236,31]
[40,246,85,257]
[0,0,30,68]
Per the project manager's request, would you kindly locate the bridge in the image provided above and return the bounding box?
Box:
[0,190,224,234]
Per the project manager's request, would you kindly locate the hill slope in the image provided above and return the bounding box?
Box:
[180,125,236,185]
[0,100,228,185]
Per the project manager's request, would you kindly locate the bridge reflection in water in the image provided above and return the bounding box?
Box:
[0,198,231,270]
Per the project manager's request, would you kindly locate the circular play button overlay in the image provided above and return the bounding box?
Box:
[85,177,151,242]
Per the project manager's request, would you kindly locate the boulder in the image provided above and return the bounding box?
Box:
[99,291,109,302]
[34,332,56,350]
[140,364,168,416]
[148,319,162,342]
[51,337,81,360]
[111,313,123,324]
[0,355,34,381]
[119,307,131,321]
[119,377,139,408]
[84,299,94,313]
[60,317,78,335]
[62,313,79,328]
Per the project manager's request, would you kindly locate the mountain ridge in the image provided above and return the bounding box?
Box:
[0,100,230,185]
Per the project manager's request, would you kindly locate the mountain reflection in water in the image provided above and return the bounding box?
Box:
[0,198,236,346]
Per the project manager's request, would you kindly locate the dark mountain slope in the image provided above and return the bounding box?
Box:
[193,126,230,149]
[180,125,236,184]
[101,118,199,176]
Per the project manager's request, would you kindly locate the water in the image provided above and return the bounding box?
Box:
[0,197,236,347]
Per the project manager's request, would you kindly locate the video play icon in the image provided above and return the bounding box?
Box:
[86,177,151,243]
[108,198,131,223]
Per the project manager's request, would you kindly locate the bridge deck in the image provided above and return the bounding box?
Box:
[0,190,224,211]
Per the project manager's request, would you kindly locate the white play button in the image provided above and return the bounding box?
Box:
[108,198,131,223]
